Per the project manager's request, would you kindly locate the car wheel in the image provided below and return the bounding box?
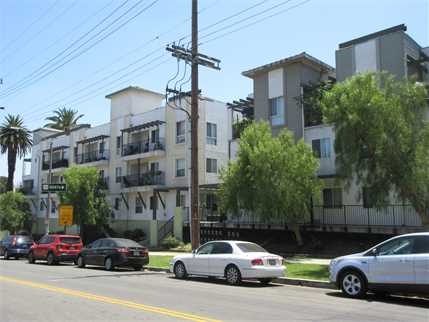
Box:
[259,278,273,285]
[28,252,35,264]
[133,265,142,271]
[174,261,187,279]
[225,265,241,285]
[77,256,85,268]
[46,252,56,265]
[4,249,9,260]
[340,270,367,298]
[104,257,114,271]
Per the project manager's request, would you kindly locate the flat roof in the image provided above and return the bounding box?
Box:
[105,86,164,99]
[242,52,334,78]
[339,24,407,49]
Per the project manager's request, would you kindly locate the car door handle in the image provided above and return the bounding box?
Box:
[400,259,412,262]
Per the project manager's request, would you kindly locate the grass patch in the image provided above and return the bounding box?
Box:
[148,255,172,268]
[286,263,329,281]
[147,255,329,281]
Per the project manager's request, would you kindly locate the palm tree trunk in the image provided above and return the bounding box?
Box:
[7,148,17,192]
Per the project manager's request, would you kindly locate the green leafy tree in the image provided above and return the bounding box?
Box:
[44,107,84,134]
[0,176,7,194]
[0,115,32,192]
[321,72,429,228]
[0,192,32,233]
[59,167,111,237]
[219,121,321,245]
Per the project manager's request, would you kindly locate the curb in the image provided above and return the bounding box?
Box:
[144,266,334,289]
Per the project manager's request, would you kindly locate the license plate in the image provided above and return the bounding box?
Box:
[133,251,140,256]
[268,259,276,266]
[69,247,75,250]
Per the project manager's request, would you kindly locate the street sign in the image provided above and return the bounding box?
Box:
[59,205,73,226]
[42,183,66,193]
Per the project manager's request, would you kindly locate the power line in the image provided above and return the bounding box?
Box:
[0,0,160,99]
[2,0,116,79]
[0,0,134,97]
[0,0,59,53]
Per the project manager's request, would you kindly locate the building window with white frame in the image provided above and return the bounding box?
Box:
[206,122,217,145]
[176,121,185,143]
[115,167,122,183]
[135,197,143,214]
[269,96,285,126]
[176,158,185,177]
[312,138,331,158]
[206,158,217,173]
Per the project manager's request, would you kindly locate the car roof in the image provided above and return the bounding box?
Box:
[48,234,81,238]
[394,232,429,237]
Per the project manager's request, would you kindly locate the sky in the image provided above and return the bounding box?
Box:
[0,0,428,185]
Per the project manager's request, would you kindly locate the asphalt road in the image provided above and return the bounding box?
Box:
[0,258,428,322]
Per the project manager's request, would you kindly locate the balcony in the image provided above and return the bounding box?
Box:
[76,150,109,164]
[122,171,165,188]
[42,158,68,170]
[122,139,165,157]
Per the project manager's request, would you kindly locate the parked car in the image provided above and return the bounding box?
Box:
[0,235,34,259]
[170,240,285,285]
[28,234,83,265]
[330,232,429,298]
[76,238,149,271]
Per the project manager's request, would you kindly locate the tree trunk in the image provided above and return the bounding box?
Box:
[7,149,17,192]
[291,224,304,246]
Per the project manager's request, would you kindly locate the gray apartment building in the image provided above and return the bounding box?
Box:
[232,24,428,234]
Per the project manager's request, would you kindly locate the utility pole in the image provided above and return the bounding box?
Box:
[190,0,200,250]
[166,0,220,250]
[45,141,53,234]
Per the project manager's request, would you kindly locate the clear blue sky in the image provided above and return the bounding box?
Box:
[0,0,428,185]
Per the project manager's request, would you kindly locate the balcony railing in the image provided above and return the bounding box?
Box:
[122,171,165,188]
[76,150,109,164]
[122,139,165,157]
[42,159,68,170]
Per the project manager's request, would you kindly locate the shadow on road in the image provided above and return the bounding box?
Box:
[167,275,282,288]
[326,291,429,309]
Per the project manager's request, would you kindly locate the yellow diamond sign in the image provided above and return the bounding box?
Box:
[59,205,73,226]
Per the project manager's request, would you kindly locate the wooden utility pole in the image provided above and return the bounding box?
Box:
[190,0,200,250]
[166,0,220,250]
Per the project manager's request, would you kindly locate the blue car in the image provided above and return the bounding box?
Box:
[0,235,34,259]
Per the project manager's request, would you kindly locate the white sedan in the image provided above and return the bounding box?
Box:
[169,240,285,285]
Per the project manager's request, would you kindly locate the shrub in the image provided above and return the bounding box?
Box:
[123,228,146,242]
[160,235,181,249]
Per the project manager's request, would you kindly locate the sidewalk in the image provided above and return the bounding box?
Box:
[150,251,331,265]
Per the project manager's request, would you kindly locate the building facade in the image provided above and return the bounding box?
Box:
[22,86,230,244]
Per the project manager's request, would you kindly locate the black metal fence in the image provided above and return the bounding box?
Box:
[42,158,68,170]
[122,139,165,156]
[122,171,165,188]
[76,150,109,164]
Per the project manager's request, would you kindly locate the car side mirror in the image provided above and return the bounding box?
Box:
[371,248,378,256]
[192,249,197,255]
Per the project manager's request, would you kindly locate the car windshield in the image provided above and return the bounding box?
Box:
[16,236,32,243]
[60,237,81,244]
[113,239,141,248]
[236,242,267,253]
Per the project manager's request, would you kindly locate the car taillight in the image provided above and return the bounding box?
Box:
[11,237,16,246]
[117,247,128,253]
[251,258,264,266]
[142,250,148,256]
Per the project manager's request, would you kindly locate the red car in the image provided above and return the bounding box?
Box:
[28,234,83,265]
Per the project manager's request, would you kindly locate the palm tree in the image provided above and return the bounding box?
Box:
[0,115,32,192]
[44,107,84,134]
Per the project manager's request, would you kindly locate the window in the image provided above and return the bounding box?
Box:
[99,142,105,153]
[150,196,157,210]
[197,243,215,255]
[115,167,122,183]
[362,187,375,208]
[176,192,186,207]
[51,200,56,214]
[206,122,217,145]
[150,162,159,173]
[116,136,121,155]
[135,197,143,214]
[312,138,331,158]
[151,129,159,143]
[176,121,185,143]
[236,242,267,253]
[114,198,121,210]
[206,193,218,210]
[206,158,217,173]
[323,188,342,208]
[211,242,233,254]
[269,96,285,126]
[413,236,429,254]
[176,159,185,177]
[38,235,50,244]
[377,237,415,256]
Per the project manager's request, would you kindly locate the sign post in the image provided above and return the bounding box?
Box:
[59,205,73,234]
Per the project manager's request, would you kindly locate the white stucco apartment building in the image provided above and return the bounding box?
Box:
[22,86,230,244]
